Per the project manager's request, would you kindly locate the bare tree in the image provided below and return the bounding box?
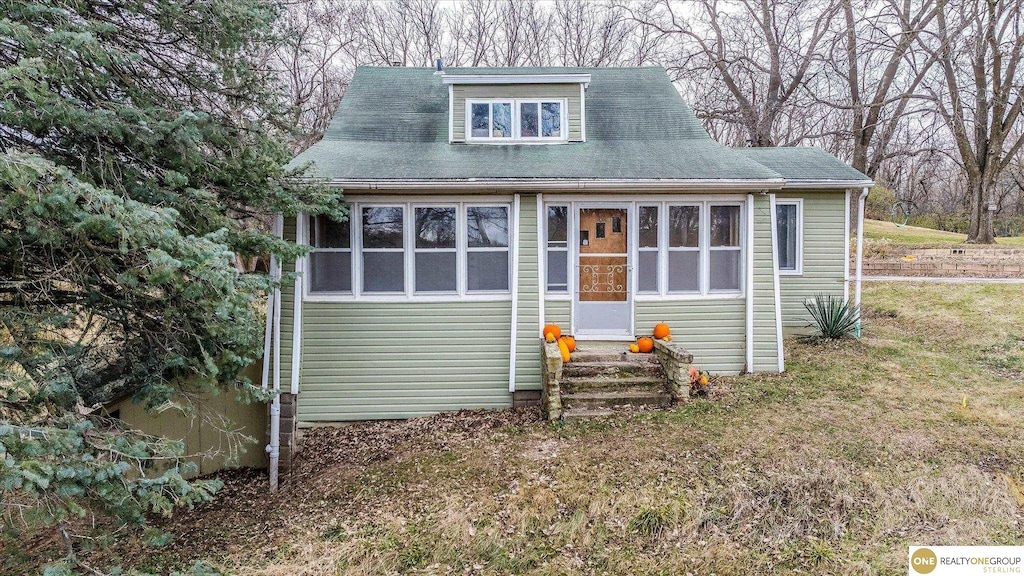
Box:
[553,0,634,66]
[631,0,841,146]
[920,0,1024,242]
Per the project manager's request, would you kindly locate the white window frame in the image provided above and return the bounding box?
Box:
[307,214,354,295]
[707,204,745,293]
[465,98,568,143]
[666,202,703,295]
[629,200,746,299]
[544,204,570,294]
[413,204,459,294]
[359,204,407,295]
[464,204,513,294]
[775,198,803,275]
[636,204,661,295]
[305,200,513,302]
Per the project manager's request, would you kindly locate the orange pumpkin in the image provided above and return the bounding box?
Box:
[637,336,655,353]
[543,324,562,340]
[653,322,671,340]
[629,343,640,353]
[560,335,576,353]
[557,338,571,362]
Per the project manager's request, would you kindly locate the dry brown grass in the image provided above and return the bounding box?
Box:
[12,283,1024,575]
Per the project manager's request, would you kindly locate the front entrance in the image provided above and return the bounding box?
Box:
[574,206,632,339]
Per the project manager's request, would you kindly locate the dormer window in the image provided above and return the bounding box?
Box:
[466,98,567,143]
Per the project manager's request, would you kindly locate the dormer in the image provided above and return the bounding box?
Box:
[441,71,591,144]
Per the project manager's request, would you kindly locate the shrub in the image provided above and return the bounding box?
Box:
[803,294,860,340]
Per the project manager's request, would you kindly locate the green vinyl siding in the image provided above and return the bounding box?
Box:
[452,84,583,142]
[277,218,297,392]
[635,299,746,374]
[777,191,848,327]
[544,298,571,329]
[514,194,542,391]
[752,195,782,372]
[297,301,512,421]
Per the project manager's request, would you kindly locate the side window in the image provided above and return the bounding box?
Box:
[776,200,802,273]
[709,205,742,291]
[414,207,457,293]
[667,205,700,293]
[637,205,659,294]
[546,206,569,292]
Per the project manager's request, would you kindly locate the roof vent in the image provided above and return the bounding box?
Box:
[390,60,402,67]
[434,58,444,74]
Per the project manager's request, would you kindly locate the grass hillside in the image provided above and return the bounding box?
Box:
[864,219,1024,247]
[33,282,1023,576]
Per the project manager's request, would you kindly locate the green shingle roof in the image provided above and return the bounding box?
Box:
[735,147,870,183]
[292,66,870,186]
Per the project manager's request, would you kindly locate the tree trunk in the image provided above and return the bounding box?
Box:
[967,178,996,243]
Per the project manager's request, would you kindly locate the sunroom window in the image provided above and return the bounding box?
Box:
[309,215,351,293]
[467,99,566,142]
[361,206,405,293]
[628,201,744,298]
[546,206,569,292]
[414,207,457,293]
[466,206,510,292]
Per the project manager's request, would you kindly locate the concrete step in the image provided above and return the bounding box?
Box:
[570,350,659,363]
[561,407,616,420]
[561,376,667,394]
[563,361,664,379]
[562,390,672,410]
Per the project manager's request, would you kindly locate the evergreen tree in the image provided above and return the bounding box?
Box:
[0,0,339,563]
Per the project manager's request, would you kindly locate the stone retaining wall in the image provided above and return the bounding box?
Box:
[652,340,694,402]
[862,260,1023,277]
[540,341,563,421]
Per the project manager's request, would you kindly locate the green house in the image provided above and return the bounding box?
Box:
[270,66,872,425]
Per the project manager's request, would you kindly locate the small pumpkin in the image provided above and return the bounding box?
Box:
[560,335,576,353]
[543,324,562,340]
[557,338,571,362]
[637,336,655,353]
[653,322,671,340]
[546,332,556,343]
[629,343,640,353]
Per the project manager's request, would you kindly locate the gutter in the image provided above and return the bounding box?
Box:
[854,187,870,337]
[326,178,788,191]
[781,179,874,190]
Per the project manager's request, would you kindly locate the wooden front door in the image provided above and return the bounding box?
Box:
[574,207,632,338]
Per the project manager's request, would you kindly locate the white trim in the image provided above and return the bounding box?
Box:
[768,195,785,372]
[537,193,545,336]
[331,179,786,191]
[509,194,521,392]
[854,187,869,335]
[844,189,851,302]
[579,83,587,142]
[634,292,745,302]
[745,193,755,373]
[465,98,569,143]
[775,198,803,276]
[442,73,591,85]
[290,214,304,395]
[448,84,454,144]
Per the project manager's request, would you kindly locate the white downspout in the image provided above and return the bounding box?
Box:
[745,193,755,373]
[854,187,869,337]
[290,214,304,395]
[509,194,521,392]
[267,215,283,492]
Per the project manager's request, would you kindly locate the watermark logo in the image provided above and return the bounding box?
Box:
[910,548,937,574]
[908,546,1024,575]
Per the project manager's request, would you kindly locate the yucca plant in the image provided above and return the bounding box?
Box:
[803,294,860,340]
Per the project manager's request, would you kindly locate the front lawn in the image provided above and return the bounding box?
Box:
[19,283,1024,575]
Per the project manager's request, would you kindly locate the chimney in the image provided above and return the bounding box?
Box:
[434,58,444,74]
